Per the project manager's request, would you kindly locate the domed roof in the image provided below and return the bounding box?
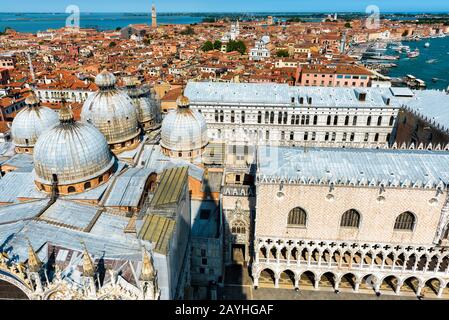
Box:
[11,92,59,148]
[81,70,140,145]
[124,78,159,125]
[95,70,117,88]
[34,107,115,186]
[161,95,208,152]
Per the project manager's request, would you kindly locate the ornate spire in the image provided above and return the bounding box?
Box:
[176,94,190,109]
[81,243,95,278]
[58,103,75,124]
[27,240,42,273]
[25,91,40,107]
[140,247,155,281]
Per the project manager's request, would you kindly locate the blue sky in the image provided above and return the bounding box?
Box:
[1,0,448,13]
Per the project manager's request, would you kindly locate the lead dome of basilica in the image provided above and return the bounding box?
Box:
[123,77,160,132]
[33,106,115,195]
[161,95,208,160]
[81,70,141,153]
[11,92,59,154]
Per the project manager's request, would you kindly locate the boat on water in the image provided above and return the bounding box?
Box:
[407,49,420,58]
[424,42,430,48]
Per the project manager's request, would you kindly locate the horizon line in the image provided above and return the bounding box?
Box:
[1,10,449,14]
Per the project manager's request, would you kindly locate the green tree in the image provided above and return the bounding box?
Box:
[143,38,151,45]
[180,26,195,35]
[276,49,289,57]
[344,22,352,28]
[109,41,117,48]
[201,41,214,52]
[213,40,222,50]
[227,40,246,55]
[115,27,122,31]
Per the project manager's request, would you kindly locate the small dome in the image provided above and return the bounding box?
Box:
[176,95,190,108]
[81,71,140,147]
[11,93,59,148]
[34,107,114,186]
[161,95,208,155]
[124,80,159,127]
[95,70,117,89]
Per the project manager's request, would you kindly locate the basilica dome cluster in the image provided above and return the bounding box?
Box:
[11,92,59,154]
[81,70,141,153]
[161,95,208,160]
[9,69,207,195]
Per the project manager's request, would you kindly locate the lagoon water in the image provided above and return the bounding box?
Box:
[0,12,205,33]
[387,36,449,90]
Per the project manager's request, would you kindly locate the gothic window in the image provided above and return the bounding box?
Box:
[270,112,274,124]
[394,212,416,231]
[377,116,382,126]
[386,133,391,142]
[295,115,300,125]
[265,111,269,123]
[283,112,288,124]
[241,111,245,123]
[324,132,329,141]
[278,112,283,124]
[304,132,309,141]
[326,115,331,125]
[220,110,224,122]
[287,207,307,226]
[257,111,262,124]
[353,116,358,126]
[374,133,379,142]
[68,186,76,193]
[231,110,235,123]
[341,209,361,228]
[301,115,306,125]
[364,133,369,142]
[313,115,318,125]
[344,115,349,126]
[331,132,336,141]
[389,116,395,126]
[349,132,355,141]
[231,220,246,234]
[305,115,310,125]
[333,116,338,125]
[367,116,372,126]
[311,132,316,141]
[84,181,92,190]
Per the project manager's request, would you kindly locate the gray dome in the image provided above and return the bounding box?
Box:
[124,80,159,125]
[161,96,208,152]
[95,70,117,88]
[34,108,115,186]
[81,71,140,145]
[11,93,59,148]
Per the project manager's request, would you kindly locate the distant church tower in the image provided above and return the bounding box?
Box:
[152,4,157,28]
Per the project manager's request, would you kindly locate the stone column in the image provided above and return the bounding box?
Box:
[274,275,280,288]
[294,277,299,290]
[395,281,402,295]
[314,279,319,289]
[416,285,423,297]
[318,251,323,267]
[354,281,360,293]
[402,255,409,272]
[437,285,444,298]
[434,258,442,273]
[412,257,419,272]
[253,276,259,288]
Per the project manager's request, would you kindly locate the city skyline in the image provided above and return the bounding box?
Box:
[1,0,449,13]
